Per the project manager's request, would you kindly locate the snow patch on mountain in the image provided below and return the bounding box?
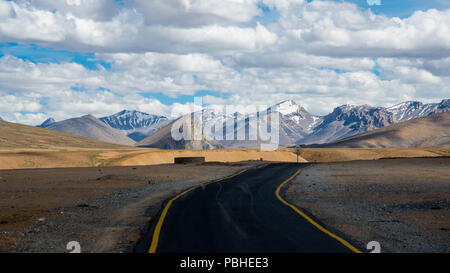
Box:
[100,110,168,130]
[99,110,170,142]
[273,100,301,115]
[388,99,450,122]
[37,118,56,128]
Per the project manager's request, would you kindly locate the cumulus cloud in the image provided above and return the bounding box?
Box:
[2,0,450,57]
[16,0,120,21]
[270,1,450,58]
[128,0,261,27]
[0,0,276,54]
[0,87,173,125]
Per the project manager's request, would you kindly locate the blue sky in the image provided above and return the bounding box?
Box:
[254,2,280,25]
[141,90,229,105]
[0,43,111,70]
[330,0,450,18]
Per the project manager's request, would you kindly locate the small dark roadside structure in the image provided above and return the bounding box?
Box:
[174,157,206,164]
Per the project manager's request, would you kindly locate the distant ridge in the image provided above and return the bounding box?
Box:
[3,98,449,149]
[46,115,135,146]
[100,110,168,130]
[315,111,450,148]
[298,104,396,145]
[388,99,450,122]
[100,110,170,142]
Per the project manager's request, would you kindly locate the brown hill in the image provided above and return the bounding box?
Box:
[137,115,223,149]
[0,120,129,150]
[318,112,450,148]
[46,115,135,146]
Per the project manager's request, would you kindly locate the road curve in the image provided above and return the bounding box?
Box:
[135,163,361,253]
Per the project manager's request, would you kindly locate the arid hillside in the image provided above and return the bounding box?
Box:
[0,120,130,150]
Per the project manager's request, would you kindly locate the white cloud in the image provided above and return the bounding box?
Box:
[286,3,450,58]
[0,0,450,124]
[16,0,120,21]
[2,0,450,57]
[129,0,261,27]
[0,0,276,54]
[0,88,173,125]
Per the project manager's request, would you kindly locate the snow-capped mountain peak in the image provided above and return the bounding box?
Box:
[37,118,56,128]
[387,100,449,122]
[100,110,168,130]
[272,100,301,115]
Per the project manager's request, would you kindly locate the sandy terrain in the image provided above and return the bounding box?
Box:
[0,162,262,252]
[0,148,305,170]
[298,147,450,162]
[285,158,450,253]
[3,146,450,171]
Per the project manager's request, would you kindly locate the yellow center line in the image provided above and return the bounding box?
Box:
[148,168,249,253]
[275,164,362,253]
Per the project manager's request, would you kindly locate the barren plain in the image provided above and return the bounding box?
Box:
[0,161,262,252]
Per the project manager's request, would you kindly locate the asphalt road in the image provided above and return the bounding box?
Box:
[135,163,360,253]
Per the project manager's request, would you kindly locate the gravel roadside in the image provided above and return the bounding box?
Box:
[284,158,450,253]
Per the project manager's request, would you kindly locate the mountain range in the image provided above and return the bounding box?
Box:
[44,115,135,146]
[299,104,396,145]
[99,110,169,142]
[387,100,450,122]
[33,99,449,149]
[317,111,450,148]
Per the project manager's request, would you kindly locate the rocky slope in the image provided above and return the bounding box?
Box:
[298,105,396,145]
[318,111,450,148]
[100,110,169,142]
[388,99,450,122]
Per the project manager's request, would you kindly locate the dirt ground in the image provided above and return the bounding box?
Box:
[0,161,262,253]
[2,147,449,170]
[2,152,449,253]
[285,158,450,253]
[0,148,303,170]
